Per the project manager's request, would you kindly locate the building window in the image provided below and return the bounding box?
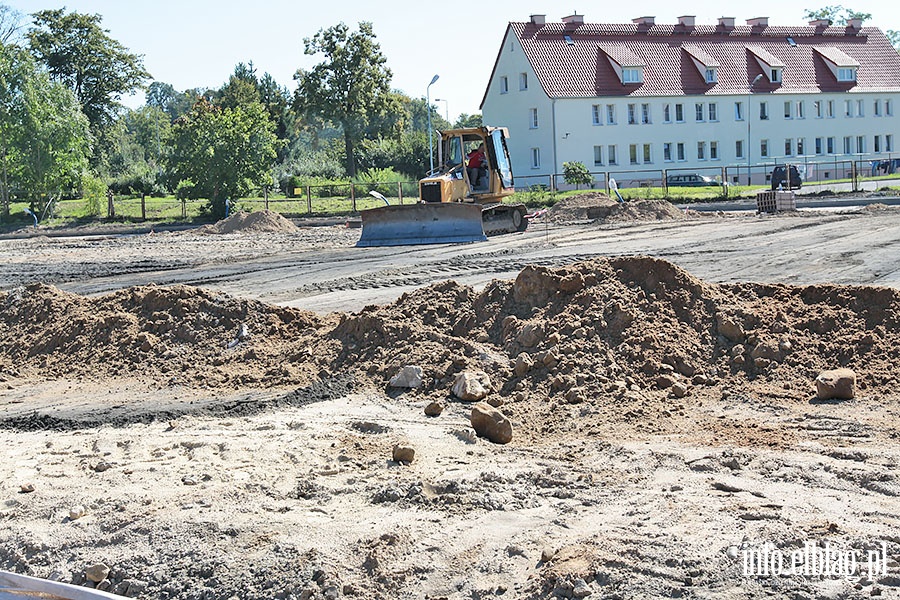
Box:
[797,101,805,119]
[708,103,718,121]
[874,135,881,152]
[771,68,781,83]
[675,104,684,123]
[843,136,852,154]
[874,100,881,117]
[663,104,671,123]
[815,137,823,155]
[529,108,538,128]
[641,103,651,124]
[827,100,835,118]
[827,137,835,154]
[623,68,642,83]
[531,147,540,168]
[886,100,893,116]
[500,76,508,94]
[705,68,717,83]
[629,144,639,165]
[784,101,792,119]
[627,103,637,125]
[608,144,618,165]
[520,73,528,90]
[593,145,604,166]
[735,101,744,121]
[760,139,769,158]
[676,143,685,161]
[643,143,652,163]
[837,67,857,81]
[663,142,673,161]
[697,141,706,160]
[710,141,719,160]
[857,136,865,153]
[695,103,704,122]
[735,140,744,159]
[606,104,616,125]
[784,138,793,156]
[844,100,852,117]
[760,102,769,120]
[797,138,805,155]
[856,99,864,117]
[887,135,894,152]
[592,104,602,125]
[814,101,822,118]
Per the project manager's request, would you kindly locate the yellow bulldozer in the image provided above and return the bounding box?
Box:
[356,126,528,247]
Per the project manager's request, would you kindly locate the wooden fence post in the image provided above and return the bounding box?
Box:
[350,182,357,213]
[306,186,312,215]
[140,193,146,220]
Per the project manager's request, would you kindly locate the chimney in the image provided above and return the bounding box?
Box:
[717,17,735,28]
[808,18,831,27]
[632,16,655,26]
[678,15,696,27]
[747,17,769,27]
[562,13,584,25]
[530,14,546,25]
[847,17,863,29]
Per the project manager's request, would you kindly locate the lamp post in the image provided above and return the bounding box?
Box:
[426,74,439,173]
[747,73,764,186]
[435,98,449,122]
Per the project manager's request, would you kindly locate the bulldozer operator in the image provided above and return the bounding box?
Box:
[466,143,486,190]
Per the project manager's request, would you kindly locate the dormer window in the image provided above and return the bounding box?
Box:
[770,68,782,83]
[837,67,857,81]
[705,68,717,83]
[623,68,643,83]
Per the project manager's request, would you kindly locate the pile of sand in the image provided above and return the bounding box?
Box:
[196,210,298,234]
[1,257,897,441]
[548,193,686,224]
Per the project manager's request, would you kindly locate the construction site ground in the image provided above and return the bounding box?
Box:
[1,199,899,599]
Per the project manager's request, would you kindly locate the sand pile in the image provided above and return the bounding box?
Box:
[196,210,298,234]
[1,257,898,440]
[548,193,686,224]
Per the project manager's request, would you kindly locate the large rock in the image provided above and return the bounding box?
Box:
[392,443,415,464]
[452,371,491,402]
[516,323,544,347]
[815,368,856,400]
[85,564,110,583]
[470,402,513,444]
[389,365,424,388]
[717,314,745,342]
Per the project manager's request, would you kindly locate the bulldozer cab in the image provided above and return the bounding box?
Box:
[432,127,514,204]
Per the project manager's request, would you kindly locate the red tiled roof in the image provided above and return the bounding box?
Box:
[746,45,785,68]
[814,46,860,67]
[497,21,900,99]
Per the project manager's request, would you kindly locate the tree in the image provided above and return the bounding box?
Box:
[455,113,483,128]
[169,98,280,218]
[887,30,900,51]
[562,161,593,189]
[802,5,871,24]
[0,3,23,45]
[294,22,394,178]
[27,9,150,131]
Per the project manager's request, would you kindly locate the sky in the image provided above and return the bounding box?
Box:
[5,0,899,120]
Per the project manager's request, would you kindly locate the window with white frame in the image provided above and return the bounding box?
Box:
[735,101,744,121]
[664,142,673,161]
[592,104,602,125]
[875,100,881,116]
[529,108,538,128]
[627,104,637,125]
[608,144,618,165]
[837,67,856,81]
[735,140,744,159]
[760,139,769,158]
[815,137,823,155]
[500,77,508,94]
[814,101,822,118]
[827,100,835,118]
[593,145,604,166]
[695,103,704,121]
[827,137,835,154]
[797,138,805,155]
[886,100,893,116]
[771,68,781,82]
[784,138,793,156]
[531,147,540,168]
[760,102,769,120]
[697,141,706,160]
[874,135,881,152]
[797,101,805,119]
[675,103,684,122]
[663,104,671,123]
[641,103,651,124]
[843,136,852,154]
[676,143,685,161]
[784,101,792,119]
[520,73,528,90]
[887,135,894,152]
[705,68,717,83]
[857,135,865,153]
[643,143,652,163]
[606,104,616,125]
[709,103,718,121]
[845,100,852,117]
[856,99,864,117]
[629,144,639,165]
[622,68,642,83]
[710,141,719,160]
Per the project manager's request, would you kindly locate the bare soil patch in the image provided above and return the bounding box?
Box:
[547,193,687,224]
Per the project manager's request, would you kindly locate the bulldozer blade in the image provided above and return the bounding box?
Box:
[356,203,487,247]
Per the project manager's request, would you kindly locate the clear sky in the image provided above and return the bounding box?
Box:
[5,0,898,120]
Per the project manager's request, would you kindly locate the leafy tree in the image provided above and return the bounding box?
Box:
[0,3,23,45]
[802,5,871,24]
[27,9,150,131]
[562,161,593,189]
[455,113,483,128]
[294,22,394,177]
[887,30,900,51]
[169,98,280,218]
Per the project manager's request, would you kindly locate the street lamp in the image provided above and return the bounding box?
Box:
[426,74,439,173]
[747,73,764,186]
[435,98,449,122]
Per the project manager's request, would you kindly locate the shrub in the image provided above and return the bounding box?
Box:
[81,173,107,217]
[562,161,593,189]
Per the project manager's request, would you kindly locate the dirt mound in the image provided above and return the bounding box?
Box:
[2,257,898,443]
[548,193,685,224]
[197,210,298,234]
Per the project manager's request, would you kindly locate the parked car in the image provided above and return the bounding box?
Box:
[771,165,802,190]
[666,173,721,187]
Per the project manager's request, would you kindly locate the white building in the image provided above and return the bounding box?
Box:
[481,14,900,188]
